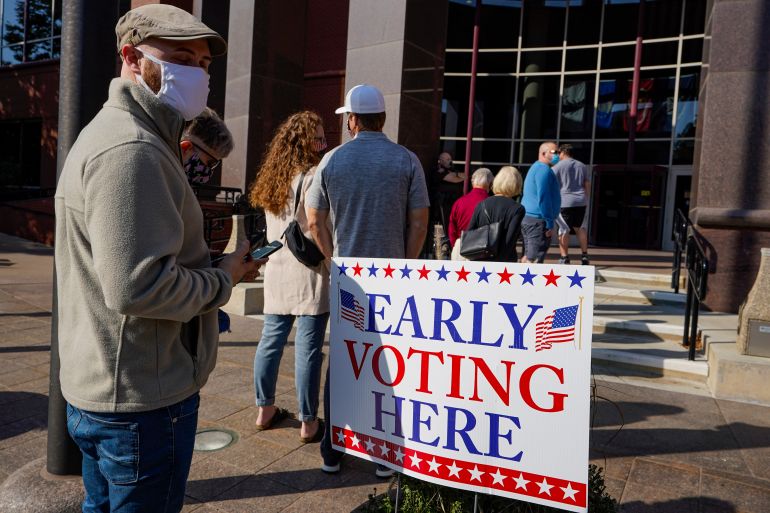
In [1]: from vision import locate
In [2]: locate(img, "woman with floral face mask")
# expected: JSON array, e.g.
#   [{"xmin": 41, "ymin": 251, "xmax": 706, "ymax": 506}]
[
  {"xmin": 248, "ymin": 111, "xmax": 329, "ymax": 443},
  {"xmin": 180, "ymin": 107, "xmax": 233, "ymax": 185}
]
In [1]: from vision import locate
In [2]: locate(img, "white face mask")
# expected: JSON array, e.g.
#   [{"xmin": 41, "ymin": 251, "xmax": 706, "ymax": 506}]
[{"xmin": 136, "ymin": 51, "xmax": 210, "ymax": 121}]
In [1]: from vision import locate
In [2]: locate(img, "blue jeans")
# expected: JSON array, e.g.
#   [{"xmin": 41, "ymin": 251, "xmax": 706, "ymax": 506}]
[
  {"xmin": 253, "ymin": 313, "xmax": 329, "ymax": 421},
  {"xmin": 66, "ymin": 393, "xmax": 199, "ymax": 513}
]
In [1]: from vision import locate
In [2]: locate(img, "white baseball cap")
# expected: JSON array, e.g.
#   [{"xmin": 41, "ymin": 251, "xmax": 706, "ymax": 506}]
[{"xmin": 335, "ymin": 84, "xmax": 386, "ymax": 114}]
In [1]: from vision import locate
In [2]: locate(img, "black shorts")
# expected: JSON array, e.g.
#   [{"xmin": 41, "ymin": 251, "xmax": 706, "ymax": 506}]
[{"xmin": 560, "ymin": 206, "xmax": 586, "ymax": 230}]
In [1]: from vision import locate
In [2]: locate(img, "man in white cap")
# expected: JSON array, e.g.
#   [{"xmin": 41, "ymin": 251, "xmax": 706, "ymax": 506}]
[
  {"xmin": 55, "ymin": 5, "xmax": 260, "ymax": 511},
  {"xmin": 307, "ymin": 83, "xmax": 430, "ymax": 476}
]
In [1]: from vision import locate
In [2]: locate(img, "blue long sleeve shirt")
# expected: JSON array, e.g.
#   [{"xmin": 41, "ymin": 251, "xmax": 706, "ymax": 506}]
[{"xmin": 521, "ymin": 161, "xmax": 562, "ymax": 229}]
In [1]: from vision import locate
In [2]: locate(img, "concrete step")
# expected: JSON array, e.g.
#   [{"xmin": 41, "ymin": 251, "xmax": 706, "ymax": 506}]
[
  {"xmin": 593, "ymin": 314, "xmax": 685, "ymax": 342},
  {"xmin": 596, "ymin": 268, "xmax": 685, "ymax": 290},
  {"xmin": 595, "ymin": 283, "xmax": 687, "ymax": 306}
]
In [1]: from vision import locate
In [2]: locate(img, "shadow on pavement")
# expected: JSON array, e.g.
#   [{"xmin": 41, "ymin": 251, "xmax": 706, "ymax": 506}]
[
  {"xmin": 620, "ymin": 497, "xmax": 735, "ymax": 513},
  {"xmin": 0, "ymin": 391, "xmax": 49, "ymax": 440}
]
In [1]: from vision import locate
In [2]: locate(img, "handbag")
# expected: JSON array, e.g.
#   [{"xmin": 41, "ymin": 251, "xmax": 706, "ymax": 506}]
[
  {"xmin": 282, "ymin": 172, "xmax": 326, "ymax": 267},
  {"xmin": 459, "ymin": 203, "xmax": 500, "ymax": 260}
]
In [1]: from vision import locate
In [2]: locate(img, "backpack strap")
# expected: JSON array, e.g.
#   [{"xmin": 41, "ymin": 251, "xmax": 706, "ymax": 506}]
[{"xmin": 292, "ymin": 172, "xmax": 306, "ymax": 218}]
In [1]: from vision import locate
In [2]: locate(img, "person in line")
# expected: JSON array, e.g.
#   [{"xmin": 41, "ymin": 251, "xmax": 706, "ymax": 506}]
[
  {"xmin": 552, "ymin": 143, "xmax": 591, "ymax": 265},
  {"xmin": 306, "ymin": 83, "xmax": 430, "ymax": 477},
  {"xmin": 55, "ymin": 5, "xmax": 261, "ymax": 511},
  {"xmin": 448, "ymin": 167, "xmax": 493, "ymax": 250},
  {"xmin": 248, "ymin": 111, "xmax": 330, "ymax": 443},
  {"xmin": 431, "ymin": 151, "xmax": 465, "ymax": 236},
  {"xmin": 466, "ymin": 166, "xmax": 525, "ymax": 262},
  {"xmin": 181, "ymin": 107, "xmax": 233, "ymax": 185},
  {"xmin": 520, "ymin": 141, "xmax": 562, "ymax": 263}
]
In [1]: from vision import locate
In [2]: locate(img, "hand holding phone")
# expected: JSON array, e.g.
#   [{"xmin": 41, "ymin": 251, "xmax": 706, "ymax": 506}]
[{"xmin": 250, "ymin": 240, "xmax": 283, "ymax": 260}]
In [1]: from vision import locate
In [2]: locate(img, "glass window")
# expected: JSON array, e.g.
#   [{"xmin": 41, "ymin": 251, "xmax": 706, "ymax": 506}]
[
  {"xmin": 561, "ymin": 76, "xmax": 596, "ymax": 139},
  {"xmin": 447, "ymin": 1, "xmax": 475, "ymax": 48},
  {"xmin": 444, "ymin": 51, "xmax": 471, "ymax": 73},
  {"xmin": 514, "ymin": 141, "xmax": 541, "ymax": 166},
  {"xmin": 566, "ymin": 0, "xmax": 602, "ymax": 46},
  {"xmin": 521, "ymin": 49, "xmax": 562, "ymax": 73},
  {"xmin": 672, "ymin": 138, "xmax": 694, "ymax": 165},
  {"xmin": 565, "ymin": 47, "xmax": 598, "ymax": 71},
  {"xmin": 595, "ymin": 71, "xmax": 632, "ymax": 138},
  {"xmin": 475, "ymin": 76, "xmax": 517, "ymax": 138},
  {"xmin": 675, "ymin": 68, "xmax": 699, "ymax": 139},
  {"xmin": 522, "ymin": 0, "xmax": 566, "ymax": 48},
  {"xmin": 641, "ymin": 41, "xmax": 678, "ymax": 67},
  {"xmin": 593, "ymin": 141, "xmax": 628, "ymax": 165},
  {"xmin": 478, "ymin": 51, "xmax": 517, "ymax": 73},
  {"xmin": 601, "ymin": 44, "xmax": 635, "ymax": 70},
  {"xmin": 479, "ymin": 2, "xmax": 521, "ymax": 48},
  {"xmin": 516, "ymin": 75, "xmax": 560, "ymax": 140},
  {"xmin": 558, "ymin": 140, "xmax": 592, "ymax": 165},
  {"xmin": 681, "ymin": 38, "xmax": 703, "ymax": 64},
  {"xmin": 631, "ymin": 141, "xmax": 670, "ymax": 165},
  {"xmin": 1, "ymin": 0, "xmax": 61, "ymax": 66},
  {"xmin": 682, "ymin": 0, "xmax": 707, "ymax": 35},
  {"xmin": 643, "ymin": 0, "xmax": 683, "ymax": 40},
  {"xmin": 602, "ymin": 1, "xmax": 639, "ymax": 43},
  {"xmin": 441, "ymin": 76, "xmax": 472, "ymax": 138},
  {"xmin": 471, "ymin": 140, "xmax": 513, "ymax": 165},
  {"xmin": 25, "ymin": 0, "xmax": 52, "ymax": 41}
]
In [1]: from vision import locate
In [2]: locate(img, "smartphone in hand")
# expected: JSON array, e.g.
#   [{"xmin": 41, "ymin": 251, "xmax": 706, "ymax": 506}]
[{"xmin": 250, "ymin": 240, "xmax": 283, "ymax": 260}]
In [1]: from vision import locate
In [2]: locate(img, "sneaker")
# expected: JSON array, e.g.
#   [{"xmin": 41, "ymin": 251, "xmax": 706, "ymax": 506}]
[
  {"xmin": 321, "ymin": 462, "xmax": 341, "ymax": 474},
  {"xmin": 581, "ymin": 254, "xmax": 590, "ymax": 266},
  {"xmin": 558, "ymin": 256, "xmax": 570, "ymax": 265},
  {"xmin": 375, "ymin": 464, "xmax": 396, "ymax": 478}
]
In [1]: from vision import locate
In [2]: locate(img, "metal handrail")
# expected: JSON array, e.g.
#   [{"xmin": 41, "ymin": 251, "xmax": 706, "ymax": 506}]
[
  {"xmin": 671, "ymin": 208, "xmax": 691, "ymax": 293},
  {"xmin": 682, "ymin": 232, "xmax": 709, "ymax": 361}
]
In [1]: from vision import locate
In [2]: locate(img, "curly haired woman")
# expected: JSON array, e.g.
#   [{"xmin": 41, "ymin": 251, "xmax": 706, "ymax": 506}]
[{"xmin": 249, "ymin": 111, "xmax": 329, "ymax": 442}]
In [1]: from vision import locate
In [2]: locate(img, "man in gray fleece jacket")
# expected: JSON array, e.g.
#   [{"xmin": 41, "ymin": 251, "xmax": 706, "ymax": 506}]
[{"xmin": 54, "ymin": 5, "xmax": 261, "ymax": 511}]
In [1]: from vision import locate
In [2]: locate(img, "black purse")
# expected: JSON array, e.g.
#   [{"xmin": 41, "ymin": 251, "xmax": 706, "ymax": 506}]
[
  {"xmin": 282, "ymin": 172, "xmax": 326, "ymax": 267},
  {"xmin": 459, "ymin": 203, "xmax": 501, "ymax": 260}
]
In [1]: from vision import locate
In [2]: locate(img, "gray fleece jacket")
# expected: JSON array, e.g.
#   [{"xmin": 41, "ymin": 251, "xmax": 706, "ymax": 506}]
[{"xmin": 55, "ymin": 79, "xmax": 232, "ymax": 412}]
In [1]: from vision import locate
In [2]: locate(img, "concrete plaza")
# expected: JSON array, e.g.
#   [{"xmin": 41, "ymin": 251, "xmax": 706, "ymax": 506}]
[{"xmin": 1, "ymin": 233, "xmax": 769, "ymax": 512}]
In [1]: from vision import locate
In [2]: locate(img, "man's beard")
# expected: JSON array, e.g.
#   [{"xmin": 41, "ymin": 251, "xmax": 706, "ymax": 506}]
[{"xmin": 140, "ymin": 58, "xmax": 162, "ymax": 94}]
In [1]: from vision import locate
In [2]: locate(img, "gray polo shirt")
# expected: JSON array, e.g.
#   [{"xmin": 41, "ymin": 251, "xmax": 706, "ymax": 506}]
[
  {"xmin": 552, "ymin": 157, "xmax": 590, "ymax": 208},
  {"xmin": 305, "ymin": 131, "xmax": 430, "ymax": 258}
]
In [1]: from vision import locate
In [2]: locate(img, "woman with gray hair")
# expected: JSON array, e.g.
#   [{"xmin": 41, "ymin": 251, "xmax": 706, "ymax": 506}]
[
  {"xmin": 447, "ymin": 167, "xmax": 493, "ymax": 249},
  {"xmin": 180, "ymin": 107, "xmax": 234, "ymax": 185},
  {"xmin": 465, "ymin": 166, "xmax": 526, "ymax": 262}
]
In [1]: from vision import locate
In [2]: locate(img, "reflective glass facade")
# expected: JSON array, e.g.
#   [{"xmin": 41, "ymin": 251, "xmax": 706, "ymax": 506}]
[
  {"xmin": 440, "ymin": 0, "xmax": 707, "ymax": 175},
  {"xmin": 1, "ymin": 0, "xmax": 62, "ymax": 66}
]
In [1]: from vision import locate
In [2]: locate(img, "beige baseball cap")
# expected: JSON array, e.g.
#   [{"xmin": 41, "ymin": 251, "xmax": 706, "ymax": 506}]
[{"xmin": 115, "ymin": 4, "xmax": 226, "ymax": 57}]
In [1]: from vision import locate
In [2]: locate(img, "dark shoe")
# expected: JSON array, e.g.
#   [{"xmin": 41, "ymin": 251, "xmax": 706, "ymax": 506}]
[
  {"xmin": 581, "ymin": 254, "xmax": 590, "ymax": 265},
  {"xmin": 300, "ymin": 419, "xmax": 324, "ymax": 444},
  {"xmin": 255, "ymin": 407, "xmax": 290, "ymax": 432},
  {"xmin": 376, "ymin": 464, "xmax": 396, "ymax": 478},
  {"xmin": 558, "ymin": 256, "xmax": 570, "ymax": 265}
]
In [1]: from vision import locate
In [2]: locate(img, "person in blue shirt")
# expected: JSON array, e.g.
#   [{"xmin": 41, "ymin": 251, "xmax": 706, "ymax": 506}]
[{"xmin": 520, "ymin": 141, "xmax": 562, "ymax": 263}]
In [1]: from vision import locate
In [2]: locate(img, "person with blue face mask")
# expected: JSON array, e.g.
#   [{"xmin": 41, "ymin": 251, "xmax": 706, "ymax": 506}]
[
  {"xmin": 520, "ymin": 141, "xmax": 563, "ymax": 263},
  {"xmin": 180, "ymin": 107, "xmax": 234, "ymax": 185},
  {"xmin": 54, "ymin": 6, "xmax": 263, "ymax": 512}
]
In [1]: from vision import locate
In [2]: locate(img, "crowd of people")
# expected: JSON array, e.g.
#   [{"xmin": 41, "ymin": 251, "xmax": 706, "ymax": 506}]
[{"xmin": 53, "ymin": 5, "xmax": 592, "ymax": 511}]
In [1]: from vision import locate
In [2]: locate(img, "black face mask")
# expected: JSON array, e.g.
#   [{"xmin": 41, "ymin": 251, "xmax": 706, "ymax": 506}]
[{"xmin": 184, "ymin": 152, "xmax": 213, "ymax": 184}]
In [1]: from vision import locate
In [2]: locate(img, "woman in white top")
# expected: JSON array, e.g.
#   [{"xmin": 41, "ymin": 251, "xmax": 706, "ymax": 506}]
[{"xmin": 248, "ymin": 111, "xmax": 329, "ymax": 442}]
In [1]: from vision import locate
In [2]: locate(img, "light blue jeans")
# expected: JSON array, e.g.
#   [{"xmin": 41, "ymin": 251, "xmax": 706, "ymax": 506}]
[{"xmin": 254, "ymin": 313, "xmax": 329, "ymax": 422}]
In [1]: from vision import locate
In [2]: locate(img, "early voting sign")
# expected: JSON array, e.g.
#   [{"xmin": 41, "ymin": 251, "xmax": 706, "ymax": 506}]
[{"xmin": 329, "ymin": 259, "xmax": 594, "ymax": 512}]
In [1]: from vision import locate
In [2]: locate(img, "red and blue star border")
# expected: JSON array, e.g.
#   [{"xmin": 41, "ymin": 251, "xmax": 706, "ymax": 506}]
[
  {"xmin": 335, "ymin": 261, "xmax": 587, "ymax": 288},
  {"xmin": 332, "ymin": 425, "xmax": 587, "ymax": 509}
]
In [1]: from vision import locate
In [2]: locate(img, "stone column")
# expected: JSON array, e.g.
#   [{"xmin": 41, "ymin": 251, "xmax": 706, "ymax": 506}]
[
  {"xmin": 343, "ymin": 0, "xmax": 447, "ymax": 171},
  {"xmin": 223, "ymin": 1, "xmax": 308, "ymax": 193},
  {"xmin": 690, "ymin": 0, "xmax": 770, "ymax": 313}
]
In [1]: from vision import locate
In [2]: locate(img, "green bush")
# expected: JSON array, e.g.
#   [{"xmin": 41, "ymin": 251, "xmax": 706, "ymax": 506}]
[{"xmin": 361, "ymin": 464, "xmax": 617, "ymax": 513}]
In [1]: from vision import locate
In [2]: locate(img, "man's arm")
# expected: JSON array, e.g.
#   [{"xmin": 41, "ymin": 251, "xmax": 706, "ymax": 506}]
[
  {"xmin": 406, "ymin": 207, "xmax": 429, "ymax": 259},
  {"xmin": 307, "ymin": 207, "xmax": 333, "ymax": 258}
]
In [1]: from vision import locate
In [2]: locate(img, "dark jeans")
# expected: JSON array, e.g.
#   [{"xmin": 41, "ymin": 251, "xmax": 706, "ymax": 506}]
[{"xmin": 66, "ymin": 393, "xmax": 200, "ymax": 513}]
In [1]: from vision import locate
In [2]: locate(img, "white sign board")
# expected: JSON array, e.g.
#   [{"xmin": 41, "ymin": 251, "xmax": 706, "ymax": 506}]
[{"xmin": 330, "ymin": 259, "xmax": 594, "ymax": 512}]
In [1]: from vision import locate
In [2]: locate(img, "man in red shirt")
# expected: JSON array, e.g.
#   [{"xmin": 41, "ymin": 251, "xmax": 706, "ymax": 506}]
[{"xmin": 448, "ymin": 167, "xmax": 493, "ymax": 248}]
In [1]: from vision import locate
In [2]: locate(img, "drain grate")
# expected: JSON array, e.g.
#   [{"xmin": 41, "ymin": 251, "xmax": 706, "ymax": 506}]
[{"xmin": 194, "ymin": 428, "xmax": 237, "ymax": 452}]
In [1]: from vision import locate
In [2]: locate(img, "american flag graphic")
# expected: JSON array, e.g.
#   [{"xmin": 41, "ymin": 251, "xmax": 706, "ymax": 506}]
[
  {"xmin": 340, "ymin": 289, "xmax": 365, "ymax": 331},
  {"xmin": 535, "ymin": 305, "xmax": 579, "ymax": 351}
]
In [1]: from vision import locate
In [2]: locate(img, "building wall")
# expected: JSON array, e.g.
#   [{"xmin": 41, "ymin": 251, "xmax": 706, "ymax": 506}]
[{"xmin": 0, "ymin": 61, "xmax": 60, "ymax": 190}]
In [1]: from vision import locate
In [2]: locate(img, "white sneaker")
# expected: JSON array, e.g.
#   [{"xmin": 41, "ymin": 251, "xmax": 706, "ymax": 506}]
[{"xmin": 375, "ymin": 464, "xmax": 396, "ymax": 478}]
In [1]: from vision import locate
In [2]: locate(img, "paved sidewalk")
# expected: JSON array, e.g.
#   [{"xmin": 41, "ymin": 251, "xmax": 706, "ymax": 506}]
[{"xmin": 1, "ymin": 234, "xmax": 770, "ymax": 512}]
